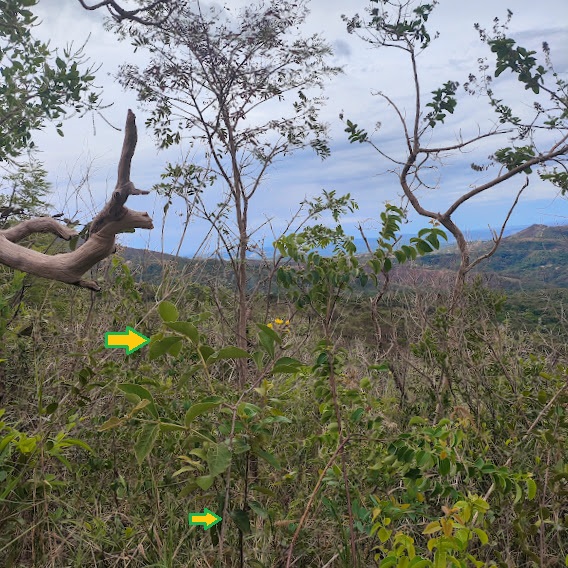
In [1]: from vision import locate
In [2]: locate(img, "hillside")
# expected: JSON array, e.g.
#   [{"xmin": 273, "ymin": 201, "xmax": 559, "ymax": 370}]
[
  {"xmin": 416, "ymin": 223, "xmax": 568, "ymax": 289},
  {"xmin": 118, "ymin": 223, "xmax": 568, "ymax": 291}
]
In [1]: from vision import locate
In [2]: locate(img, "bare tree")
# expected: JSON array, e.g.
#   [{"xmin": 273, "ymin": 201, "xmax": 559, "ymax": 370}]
[{"xmin": 0, "ymin": 110, "xmax": 153, "ymax": 291}]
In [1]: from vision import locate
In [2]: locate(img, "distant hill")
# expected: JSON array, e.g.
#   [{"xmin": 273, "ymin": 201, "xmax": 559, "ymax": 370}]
[
  {"xmin": 118, "ymin": 224, "xmax": 568, "ymax": 291},
  {"xmin": 261, "ymin": 225, "xmax": 528, "ymax": 257},
  {"xmin": 504, "ymin": 223, "xmax": 568, "ymax": 241},
  {"xmin": 416, "ymin": 224, "xmax": 568, "ymax": 289}
]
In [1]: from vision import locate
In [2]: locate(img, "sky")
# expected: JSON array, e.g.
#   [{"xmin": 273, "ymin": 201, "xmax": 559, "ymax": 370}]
[{"xmin": 24, "ymin": 0, "xmax": 568, "ymax": 257}]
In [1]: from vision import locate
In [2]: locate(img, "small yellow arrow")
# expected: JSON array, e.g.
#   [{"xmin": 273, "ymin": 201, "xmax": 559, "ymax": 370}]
[
  {"xmin": 188, "ymin": 508, "xmax": 222, "ymax": 530},
  {"xmin": 104, "ymin": 326, "xmax": 149, "ymax": 355}
]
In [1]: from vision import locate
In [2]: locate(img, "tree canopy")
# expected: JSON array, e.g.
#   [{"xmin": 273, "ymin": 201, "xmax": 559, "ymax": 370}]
[{"xmin": 0, "ymin": 0, "xmax": 99, "ymax": 163}]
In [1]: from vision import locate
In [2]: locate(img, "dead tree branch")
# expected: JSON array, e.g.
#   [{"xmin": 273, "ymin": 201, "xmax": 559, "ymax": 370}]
[{"xmin": 0, "ymin": 110, "xmax": 153, "ymax": 291}]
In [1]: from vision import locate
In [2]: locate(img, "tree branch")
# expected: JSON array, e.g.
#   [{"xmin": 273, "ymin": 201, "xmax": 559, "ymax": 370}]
[
  {"xmin": 465, "ymin": 177, "xmax": 528, "ymax": 274},
  {"xmin": 0, "ymin": 110, "xmax": 153, "ymax": 291},
  {"xmin": 444, "ymin": 140, "xmax": 568, "ymax": 218},
  {"xmin": 77, "ymin": 0, "xmax": 176, "ymax": 26}
]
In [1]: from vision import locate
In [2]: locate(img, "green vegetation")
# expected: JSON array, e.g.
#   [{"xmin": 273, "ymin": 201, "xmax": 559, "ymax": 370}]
[
  {"xmin": 0, "ymin": 0, "xmax": 99, "ymax": 163},
  {"xmin": 1, "ymin": 1, "xmax": 567, "ymax": 567},
  {"xmin": 1, "ymin": 248, "xmax": 567, "ymax": 567},
  {"xmin": 417, "ymin": 224, "xmax": 568, "ymax": 290}
]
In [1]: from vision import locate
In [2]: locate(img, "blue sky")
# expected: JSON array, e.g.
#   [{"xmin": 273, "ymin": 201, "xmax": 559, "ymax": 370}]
[{"xmin": 29, "ymin": 0, "xmax": 568, "ymax": 257}]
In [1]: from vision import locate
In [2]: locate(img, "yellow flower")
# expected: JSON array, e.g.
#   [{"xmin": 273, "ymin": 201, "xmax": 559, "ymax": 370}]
[
  {"xmin": 275, "ymin": 318, "xmax": 284, "ymax": 325},
  {"xmin": 285, "ymin": 320, "xmax": 290, "ymax": 326},
  {"xmin": 267, "ymin": 322, "xmax": 273, "ymax": 329}
]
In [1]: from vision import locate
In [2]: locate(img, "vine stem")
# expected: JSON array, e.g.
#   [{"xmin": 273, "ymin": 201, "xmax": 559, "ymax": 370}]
[{"xmin": 285, "ymin": 435, "xmax": 351, "ymax": 568}]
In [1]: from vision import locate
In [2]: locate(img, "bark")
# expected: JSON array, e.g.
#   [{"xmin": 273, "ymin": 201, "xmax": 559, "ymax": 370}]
[{"xmin": 0, "ymin": 110, "xmax": 153, "ymax": 291}]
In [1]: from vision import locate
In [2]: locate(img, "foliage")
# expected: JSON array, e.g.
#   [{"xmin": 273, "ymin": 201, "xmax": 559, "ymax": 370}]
[
  {"xmin": 118, "ymin": 1, "xmax": 339, "ymax": 158},
  {"xmin": 1, "ymin": 240, "xmax": 567, "ymax": 566},
  {"xmin": 0, "ymin": 2, "xmax": 566, "ymax": 567},
  {"xmin": 0, "ymin": 0, "xmax": 99, "ymax": 162},
  {"xmin": 276, "ymin": 203, "xmax": 446, "ymax": 321},
  {"xmin": 0, "ymin": 157, "xmax": 51, "ymax": 222},
  {"xmin": 113, "ymin": 0, "xmax": 341, "ymax": 384}
]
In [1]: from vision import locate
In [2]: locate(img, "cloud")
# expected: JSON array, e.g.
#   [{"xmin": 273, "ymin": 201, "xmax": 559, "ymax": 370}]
[
  {"xmin": 8, "ymin": 0, "xmax": 567, "ymax": 256},
  {"xmin": 332, "ymin": 39, "xmax": 351, "ymax": 59}
]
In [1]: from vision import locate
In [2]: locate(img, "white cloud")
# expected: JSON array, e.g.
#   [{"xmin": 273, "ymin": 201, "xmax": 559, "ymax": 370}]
[{"xmin": 14, "ymin": 0, "xmax": 568, "ymax": 255}]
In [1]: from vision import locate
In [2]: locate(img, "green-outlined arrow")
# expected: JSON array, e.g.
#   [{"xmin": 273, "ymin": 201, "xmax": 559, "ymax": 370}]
[
  {"xmin": 104, "ymin": 326, "xmax": 149, "ymax": 355},
  {"xmin": 188, "ymin": 508, "xmax": 222, "ymax": 530}
]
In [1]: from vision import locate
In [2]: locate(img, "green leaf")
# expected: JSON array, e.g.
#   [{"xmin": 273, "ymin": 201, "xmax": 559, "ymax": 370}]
[
  {"xmin": 158, "ymin": 300, "xmax": 178, "ymax": 322},
  {"xmin": 208, "ymin": 346, "xmax": 250, "ymax": 363},
  {"xmin": 425, "ymin": 232, "xmax": 440, "ymax": 249},
  {"xmin": 526, "ymin": 478, "xmax": 537, "ymax": 500},
  {"xmin": 378, "ymin": 526, "xmax": 392, "ymax": 542},
  {"xmin": 409, "ymin": 416, "xmax": 428, "ymax": 426},
  {"xmin": 206, "ymin": 443, "xmax": 232, "ymax": 476},
  {"xmin": 195, "ymin": 475, "xmax": 215, "ymax": 490},
  {"xmin": 248, "ymin": 499, "xmax": 269, "ymax": 519},
  {"xmin": 258, "ymin": 331, "xmax": 275, "ymax": 359},
  {"xmin": 44, "ymin": 402, "xmax": 58, "ymax": 415},
  {"xmin": 134, "ymin": 424, "xmax": 160, "ymax": 465},
  {"xmin": 514, "ymin": 482, "xmax": 522, "ymax": 504},
  {"xmin": 272, "ymin": 356, "xmax": 303, "ymax": 374},
  {"xmin": 185, "ymin": 400, "xmax": 223, "ymax": 426},
  {"xmin": 198, "ymin": 344, "xmax": 215, "ymax": 362},
  {"xmin": 402, "ymin": 245, "xmax": 417, "ymax": 260},
  {"xmin": 250, "ymin": 484, "xmax": 276, "ymax": 497},
  {"xmin": 173, "ymin": 465, "xmax": 197, "ymax": 477},
  {"xmin": 118, "ymin": 384, "xmax": 159, "ymax": 418},
  {"xmin": 149, "ymin": 336, "xmax": 182, "ymax": 360},
  {"xmin": 394, "ymin": 249, "xmax": 407, "ymax": 263},
  {"xmin": 252, "ymin": 350, "xmax": 265, "ymax": 370},
  {"xmin": 350, "ymin": 407, "xmax": 365, "ymax": 423},
  {"xmin": 56, "ymin": 437, "xmax": 94, "ymax": 453},
  {"xmin": 164, "ymin": 321, "xmax": 199, "ymax": 344},
  {"xmin": 68, "ymin": 236, "xmax": 78, "ymax": 251},
  {"xmin": 253, "ymin": 447, "xmax": 281, "ymax": 470},
  {"xmin": 167, "ymin": 339, "xmax": 183, "ymax": 356},
  {"xmin": 238, "ymin": 402, "xmax": 262, "ymax": 418},
  {"xmin": 473, "ymin": 527, "xmax": 489, "ymax": 545},
  {"xmin": 230, "ymin": 509, "xmax": 251, "ymax": 534},
  {"xmin": 256, "ymin": 323, "xmax": 282, "ymax": 344},
  {"xmin": 98, "ymin": 416, "xmax": 123, "ymax": 431},
  {"xmin": 415, "ymin": 239, "xmax": 433, "ymax": 255}
]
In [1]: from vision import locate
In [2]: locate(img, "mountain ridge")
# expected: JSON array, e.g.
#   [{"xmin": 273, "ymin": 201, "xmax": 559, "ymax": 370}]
[
  {"xmin": 118, "ymin": 223, "xmax": 568, "ymax": 291},
  {"xmin": 416, "ymin": 223, "xmax": 568, "ymax": 289}
]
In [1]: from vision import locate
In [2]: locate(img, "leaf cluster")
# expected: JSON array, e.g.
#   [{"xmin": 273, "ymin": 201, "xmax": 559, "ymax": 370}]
[{"xmin": 0, "ymin": 0, "xmax": 100, "ymax": 161}]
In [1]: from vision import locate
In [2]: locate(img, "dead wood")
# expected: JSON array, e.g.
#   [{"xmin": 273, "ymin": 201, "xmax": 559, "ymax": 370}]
[{"xmin": 0, "ymin": 109, "xmax": 153, "ymax": 291}]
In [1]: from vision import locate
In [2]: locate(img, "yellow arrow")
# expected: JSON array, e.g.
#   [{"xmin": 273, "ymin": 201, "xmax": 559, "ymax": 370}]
[
  {"xmin": 188, "ymin": 508, "xmax": 222, "ymax": 530},
  {"xmin": 104, "ymin": 326, "xmax": 149, "ymax": 355}
]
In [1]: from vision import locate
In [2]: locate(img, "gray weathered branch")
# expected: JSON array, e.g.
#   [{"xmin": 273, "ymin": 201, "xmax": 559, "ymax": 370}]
[
  {"xmin": 77, "ymin": 0, "xmax": 177, "ymax": 26},
  {"xmin": 0, "ymin": 110, "xmax": 153, "ymax": 291}
]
